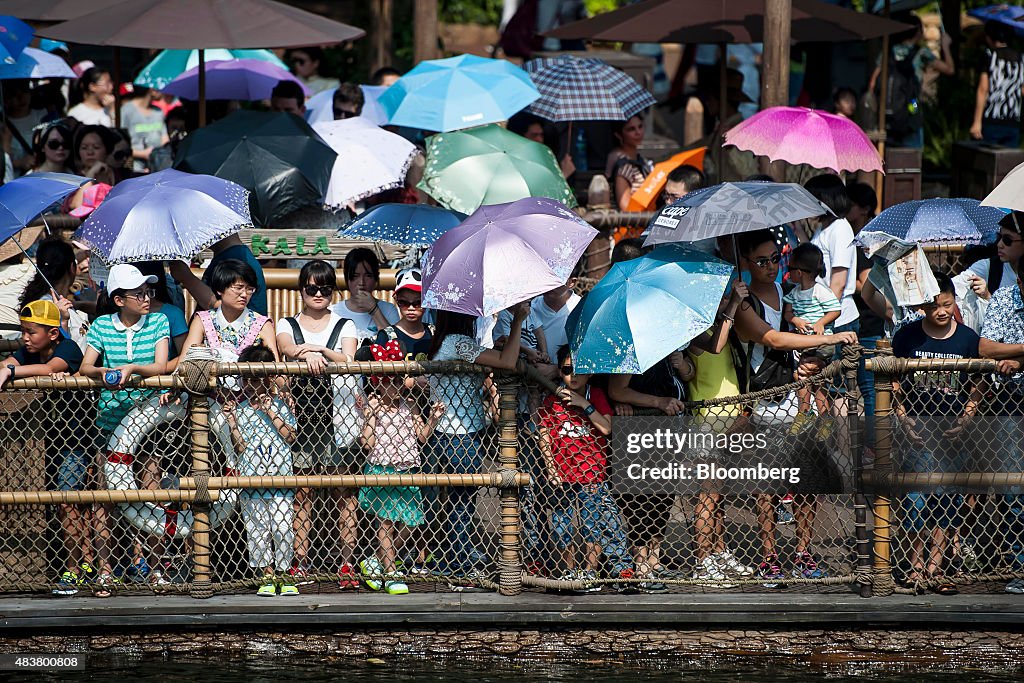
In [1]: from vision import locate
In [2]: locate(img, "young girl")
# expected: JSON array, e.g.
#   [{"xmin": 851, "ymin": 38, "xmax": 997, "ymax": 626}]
[
  {"xmin": 276, "ymin": 259, "xmax": 359, "ymax": 586},
  {"xmin": 357, "ymin": 340, "xmax": 445, "ymax": 596},
  {"xmin": 783, "ymin": 243, "xmax": 842, "ymax": 437},
  {"xmin": 330, "ymin": 248, "xmax": 399, "ymax": 344},
  {"xmin": 223, "ymin": 343, "xmax": 299, "ymax": 597},
  {"xmin": 18, "ymin": 237, "xmax": 91, "ymax": 351},
  {"xmin": 177, "ymin": 259, "xmax": 278, "ymax": 372}
]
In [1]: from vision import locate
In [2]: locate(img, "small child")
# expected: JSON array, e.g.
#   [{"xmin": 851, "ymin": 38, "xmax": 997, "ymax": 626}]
[
  {"xmin": 357, "ymin": 340, "xmax": 444, "ymax": 596},
  {"xmin": 222, "ymin": 343, "xmax": 299, "ymax": 597},
  {"xmin": 0, "ymin": 300, "xmax": 92, "ymax": 596},
  {"xmin": 539, "ymin": 345, "xmax": 633, "ymax": 593},
  {"xmin": 80, "ymin": 264, "xmax": 170, "ymax": 595},
  {"xmin": 783, "ymin": 243, "xmax": 841, "ymax": 437}
]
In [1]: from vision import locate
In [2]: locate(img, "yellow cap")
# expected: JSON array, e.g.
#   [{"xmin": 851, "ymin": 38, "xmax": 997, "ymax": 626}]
[{"xmin": 19, "ymin": 300, "xmax": 61, "ymax": 327}]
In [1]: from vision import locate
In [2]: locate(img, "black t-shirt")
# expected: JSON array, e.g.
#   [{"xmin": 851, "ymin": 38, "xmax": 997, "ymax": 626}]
[
  {"xmin": 13, "ymin": 337, "xmax": 83, "ymax": 372},
  {"xmin": 979, "ymin": 46, "xmax": 1024, "ymax": 124},
  {"xmin": 374, "ymin": 324, "xmax": 433, "ymax": 360},
  {"xmin": 892, "ymin": 319, "xmax": 979, "ymax": 415},
  {"xmin": 13, "ymin": 338, "xmax": 89, "ymax": 452},
  {"xmin": 855, "ymin": 251, "xmax": 886, "ymax": 339},
  {"xmin": 627, "ymin": 357, "xmax": 685, "ymax": 403}
]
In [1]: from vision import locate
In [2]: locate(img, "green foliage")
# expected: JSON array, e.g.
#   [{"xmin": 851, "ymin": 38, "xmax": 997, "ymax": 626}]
[{"xmin": 440, "ymin": 0, "xmax": 503, "ymax": 25}]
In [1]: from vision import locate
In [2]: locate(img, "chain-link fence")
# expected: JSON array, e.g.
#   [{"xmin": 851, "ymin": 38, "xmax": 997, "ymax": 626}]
[{"xmin": 1, "ymin": 344, "xmax": 1021, "ymax": 599}]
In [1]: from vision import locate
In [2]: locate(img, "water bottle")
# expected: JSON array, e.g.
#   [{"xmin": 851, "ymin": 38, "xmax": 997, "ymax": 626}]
[
  {"xmin": 103, "ymin": 369, "xmax": 122, "ymax": 387},
  {"xmin": 572, "ymin": 128, "xmax": 588, "ymax": 172}
]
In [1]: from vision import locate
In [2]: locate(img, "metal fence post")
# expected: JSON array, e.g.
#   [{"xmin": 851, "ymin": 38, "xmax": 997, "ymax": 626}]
[{"xmin": 496, "ymin": 370, "xmax": 523, "ymax": 596}]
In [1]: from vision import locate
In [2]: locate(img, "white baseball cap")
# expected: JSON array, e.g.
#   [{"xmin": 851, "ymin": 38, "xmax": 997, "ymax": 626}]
[{"xmin": 107, "ymin": 263, "xmax": 157, "ymax": 295}]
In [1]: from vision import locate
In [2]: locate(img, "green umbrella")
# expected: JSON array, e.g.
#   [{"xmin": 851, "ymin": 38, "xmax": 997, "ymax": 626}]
[
  {"xmin": 135, "ymin": 48, "xmax": 288, "ymax": 90},
  {"xmin": 418, "ymin": 124, "xmax": 577, "ymax": 215}
]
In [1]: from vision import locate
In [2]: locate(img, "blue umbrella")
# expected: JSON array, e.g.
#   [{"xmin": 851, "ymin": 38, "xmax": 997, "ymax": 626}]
[
  {"xmin": 0, "ymin": 16, "xmax": 31, "ymax": 64},
  {"xmin": 72, "ymin": 169, "xmax": 252, "ymax": 264},
  {"xmin": 338, "ymin": 203, "xmax": 465, "ymax": 247},
  {"xmin": 0, "ymin": 172, "xmax": 90, "ymax": 244},
  {"xmin": 379, "ymin": 54, "xmax": 540, "ymax": 133},
  {"xmin": 566, "ymin": 244, "xmax": 734, "ymax": 374},
  {"xmin": 967, "ymin": 5, "xmax": 1024, "ymax": 37},
  {"xmin": 0, "ymin": 46, "xmax": 76, "ymax": 80},
  {"xmin": 855, "ymin": 198, "xmax": 1003, "ymax": 247}
]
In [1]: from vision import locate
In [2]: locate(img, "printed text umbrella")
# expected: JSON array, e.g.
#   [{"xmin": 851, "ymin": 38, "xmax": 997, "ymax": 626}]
[
  {"xmin": 162, "ymin": 58, "xmax": 308, "ymax": 101},
  {"xmin": 724, "ymin": 106, "xmax": 884, "ymax": 174},
  {"xmin": 627, "ymin": 147, "xmax": 707, "ymax": 212},
  {"xmin": 523, "ymin": 55, "xmax": 656, "ymax": 121},
  {"xmin": 421, "ymin": 197, "xmax": 596, "ymax": 316},
  {"xmin": 173, "ymin": 109, "xmax": 336, "ymax": 227},
  {"xmin": 0, "ymin": 46, "xmax": 76, "ymax": 80},
  {"xmin": 419, "ymin": 124, "xmax": 577, "ymax": 215},
  {"xmin": 72, "ymin": 169, "xmax": 252, "ymax": 264},
  {"xmin": 135, "ymin": 48, "xmax": 287, "ymax": 90},
  {"xmin": 339, "ymin": 204, "xmax": 465, "ymax": 248},
  {"xmin": 643, "ymin": 181, "xmax": 828, "ymax": 246},
  {"xmin": 379, "ymin": 54, "xmax": 539, "ymax": 133},
  {"xmin": 313, "ymin": 117, "xmax": 417, "ymax": 209},
  {"xmin": 982, "ymin": 160, "xmax": 1024, "ymax": 213},
  {"xmin": 855, "ymin": 198, "xmax": 1003, "ymax": 249},
  {"xmin": 566, "ymin": 244, "xmax": 734, "ymax": 374}
]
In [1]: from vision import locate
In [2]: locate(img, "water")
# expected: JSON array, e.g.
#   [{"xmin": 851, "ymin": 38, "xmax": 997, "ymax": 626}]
[{"xmin": 11, "ymin": 653, "xmax": 1023, "ymax": 682}]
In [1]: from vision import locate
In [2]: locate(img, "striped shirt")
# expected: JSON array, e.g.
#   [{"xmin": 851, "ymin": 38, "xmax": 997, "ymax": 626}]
[
  {"xmin": 86, "ymin": 313, "xmax": 170, "ymax": 434},
  {"xmin": 783, "ymin": 282, "xmax": 841, "ymax": 333}
]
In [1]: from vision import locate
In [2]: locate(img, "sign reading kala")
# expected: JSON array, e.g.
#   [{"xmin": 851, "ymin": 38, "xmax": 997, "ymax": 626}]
[
  {"xmin": 199, "ymin": 229, "xmax": 404, "ymax": 262},
  {"xmin": 250, "ymin": 233, "xmax": 332, "ymax": 257}
]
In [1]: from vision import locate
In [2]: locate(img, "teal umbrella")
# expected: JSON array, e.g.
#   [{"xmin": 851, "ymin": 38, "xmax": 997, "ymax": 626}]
[
  {"xmin": 418, "ymin": 124, "xmax": 576, "ymax": 215},
  {"xmin": 566, "ymin": 244, "xmax": 734, "ymax": 374},
  {"xmin": 134, "ymin": 48, "xmax": 287, "ymax": 90}
]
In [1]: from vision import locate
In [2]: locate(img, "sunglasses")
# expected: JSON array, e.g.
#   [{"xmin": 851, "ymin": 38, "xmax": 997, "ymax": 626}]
[
  {"xmin": 751, "ymin": 252, "xmax": 781, "ymax": 269},
  {"xmin": 1000, "ymin": 234, "xmax": 1022, "ymax": 247},
  {"xmin": 333, "ymin": 108, "xmax": 357, "ymax": 119},
  {"xmin": 560, "ymin": 365, "xmax": 573, "ymax": 375},
  {"xmin": 303, "ymin": 285, "xmax": 334, "ymax": 297},
  {"xmin": 395, "ymin": 298, "xmax": 422, "ymax": 309},
  {"xmin": 46, "ymin": 139, "xmax": 69, "ymax": 151}
]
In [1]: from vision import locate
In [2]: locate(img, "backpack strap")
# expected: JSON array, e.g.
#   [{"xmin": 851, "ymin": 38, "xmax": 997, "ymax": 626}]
[
  {"xmin": 987, "ymin": 255, "xmax": 1003, "ymax": 298},
  {"xmin": 196, "ymin": 310, "xmax": 221, "ymax": 350},
  {"xmin": 284, "ymin": 316, "xmax": 306, "ymax": 346},
  {"xmin": 325, "ymin": 317, "xmax": 351, "ymax": 351}
]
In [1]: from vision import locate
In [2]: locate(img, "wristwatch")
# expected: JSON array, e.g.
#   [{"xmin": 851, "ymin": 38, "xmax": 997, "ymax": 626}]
[
  {"xmin": 5, "ymin": 365, "xmax": 14, "ymax": 379},
  {"xmin": 584, "ymin": 404, "xmax": 596, "ymax": 416}
]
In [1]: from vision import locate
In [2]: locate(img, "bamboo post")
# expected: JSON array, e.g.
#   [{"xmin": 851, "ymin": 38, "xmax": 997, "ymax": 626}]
[
  {"xmin": 182, "ymin": 359, "xmax": 216, "ymax": 599},
  {"xmin": 868, "ymin": 348, "xmax": 895, "ymax": 597},
  {"xmin": 496, "ymin": 370, "xmax": 524, "ymax": 596}
]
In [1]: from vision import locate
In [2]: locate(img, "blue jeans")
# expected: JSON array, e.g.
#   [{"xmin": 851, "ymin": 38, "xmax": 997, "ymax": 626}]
[
  {"xmin": 550, "ymin": 482, "xmax": 633, "ymax": 574},
  {"xmin": 888, "ymin": 128, "xmax": 923, "ymax": 149},
  {"xmin": 859, "ymin": 336, "xmax": 880, "ymax": 449},
  {"xmin": 983, "ymin": 121, "xmax": 1021, "ymax": 148},
  {"xmin": 429, "ymin": 432, "xmax": 486, "ymax": 572},
  {"xmin": 518, "ymin": 417, "xmax": 553, "ymax": 568}
]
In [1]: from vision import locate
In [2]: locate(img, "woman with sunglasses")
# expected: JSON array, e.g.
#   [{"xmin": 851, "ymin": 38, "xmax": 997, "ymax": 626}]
[
  {"xmin": 29, "ymin": 122, "xmax": 75, "ymax": 175},
  {"xmin": 286, "ymin": 47, "xmax": 335, "ymax": 97},
  {"xmin": 276, "ymin": 259, "xmax": 360, "ymax": 587},
  {"xmin": 954, "ymin": 212, "xmax": 1024, "ymax": 325}
]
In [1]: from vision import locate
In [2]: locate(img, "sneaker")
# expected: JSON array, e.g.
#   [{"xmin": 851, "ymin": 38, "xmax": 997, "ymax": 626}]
[
  {"xmin": 792, "ymin": 551, "xmax": 827, "ymax": 579},
  {"xmin": 692, "ymin": 557, "xmax": 737, "ymax": 588},
  {"xmin": 385, "ymin": 572, "xmax": 409, "ymax": 595},
  {"xmin": 715, "ymin": 550, "xmax": 755, "ymax": 577},
  {"xmin": 447, "ymin": 569, "xmax": 487, "ymax": 592},
  {"xmin": 776, "ymin": 505, "xmax": 795, "ymax": 525},
  {"xmin": 279, "ymin": 581, "xmax": 300, "ymax": 596},
  {"xmin": 758, "ymin": 554, "xmax": 786, "ymax": 589},
  {"xmin": 780, "ymin": 493, "xmax": 794, "ymax": 505},
  {"xmin": 359, "ymin": 557, "xmax": 384, "ymax": 592},
  {"xmin": 576, "ymin": 569, "xmax": 602, "ymax": 594},
  {"xmin": 288, "ymin": 560, "xmax": 314, "ymax": 587},
  {"xmin": 815, "ymin": 416, "xmax": 836, "ymax": 441},
  {"xmin": 1005, "ymin": 578, "xmax": 1024, "ymax": 594},
  {"xmin": 524, "ymin": 560, "xmax": 548, "ymax": 578},
  {"xmin": 960, "ymin": 541, "xmax": 980, "ymax": 573},
  {"xmin": 77, "ymin": 562, "xmax": 96, "ymax": 585},
  {"xmin": 125, "ymin": 557, "xmax": 150, "ymax": 583},
  {"xmin": 149, "ymin": 570, "xmax": 170, "ymax": 588},
  {"xmin": 256, "ymin": 577, "xmax": 277, "ymax": 597},
  {"xmin": 337, "ymin": 563, "xmax": 360, "ymax": 591},
  {"xmin": 613, "ymin": 568, "xmax": 640, "ymax": 594},
  {"xmin": 638, "ymin": 576, "xmax": 668, "ymax": 593},
  {"xmin": 788, "ymin": 411, "xmax": 815, "ymax": 436},
  {"xmin": 52, "ymin": 571, "xmax": 79, "ymax": 596}
]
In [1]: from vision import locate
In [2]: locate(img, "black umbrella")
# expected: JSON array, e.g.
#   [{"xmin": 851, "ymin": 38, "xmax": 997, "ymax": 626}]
[{"xmin": 173, "ymin": 109, "xmax": 336, "ymax": 227}]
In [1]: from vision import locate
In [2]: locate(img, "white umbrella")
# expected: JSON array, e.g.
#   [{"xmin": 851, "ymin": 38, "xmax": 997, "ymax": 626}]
[
  {"xmin": 0, "ymin": 46, "xmax": 76, "ymax": 80},
  {"xmin": 306, "ymin": 84, "xmax": 389, "ymax": 126},
  {"xmin": 982, "ymin": 161, "xmax": 1024, "ymax": 213},
  {"xmin": 312, "ymin": 117, "xmax": 417, "ymax": 209}
]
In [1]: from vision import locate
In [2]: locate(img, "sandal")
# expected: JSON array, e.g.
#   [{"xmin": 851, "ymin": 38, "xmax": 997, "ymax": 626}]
[
  {"xmin": 933, "ymin": 582, "xmax": 959, "ymax": 596},
  {"xmin": 92, "ymin": 572, "xmax": 116, "ymax": 598}
]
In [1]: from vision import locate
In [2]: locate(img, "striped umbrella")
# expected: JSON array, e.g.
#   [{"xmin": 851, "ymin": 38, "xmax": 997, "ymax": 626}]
[{"xmin": 523, "ymin": 55, "xmax": 656, "ymax": 121}]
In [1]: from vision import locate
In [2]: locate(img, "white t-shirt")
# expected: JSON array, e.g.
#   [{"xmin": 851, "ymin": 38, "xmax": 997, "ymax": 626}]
[
  {"xmin": 529, "ymin": 293, "xmax": 581, "ymax": 353},
  {"xmin": 277, "ymin": 312, "xmax": 362, "ymax": 447},
  {"xmin": 492, "ymin": 308, "xmax": 543, "ymax": 351},
  {"xmin": 67, "ymin": 103, "xmax": 112, "ymax": 127},
  {"xmin": 811, "ymin": 218, "xmax": 859, "ymax": 327},
  {"xmin": 330, "ymin": 299, "xmax": 399, "ymax": 343},
  {"xmin": 428, "ymin": 334, "xmax": 488, "ymax": 434},
  {"xmin": 964, "ymin": 259, "xmax": 1016, "ymax": 294}
]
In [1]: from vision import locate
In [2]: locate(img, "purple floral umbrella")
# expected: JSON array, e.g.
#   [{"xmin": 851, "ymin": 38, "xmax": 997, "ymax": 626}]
[
  {"xmin": 421, "ymin": 197, "xmax": 596, "ymax": 316},
  {"xmin": 161, "ymin": 58, "xmax": 309, "ymax": 101},
  {"xmin": 73, "ymin": 169, "xmax": 252, "ymax": 264}
]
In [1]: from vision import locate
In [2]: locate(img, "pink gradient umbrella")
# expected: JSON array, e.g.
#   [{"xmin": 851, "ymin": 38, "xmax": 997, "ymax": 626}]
[{"xmin": 724, "ymin": 106, "xmax": 884, "ymax": 174}]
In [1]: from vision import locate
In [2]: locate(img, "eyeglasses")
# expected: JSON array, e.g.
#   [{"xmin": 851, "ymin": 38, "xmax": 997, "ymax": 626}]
[
  {"xmin": 227, "ymin": 284, "xmax": 256, "ymax": 295},
  {"xmin": 112, "ymin": 149, "xmax": 130, "ymax": 162},
  {"xmin": 395, "ymin": 298, "xmax": 422, "ymax": 309},
  {"xmin": 333, "ymin": 108, "xmax": 358, "ymax": 119},
  {"xmin": 303, "ymin": 285, "xmax": 334, "ymax": 297},
  {"xmin": 46, "ymin": 139, "xmax": 69, "ymax": 151},
  {"xmin": 751, "ymin": 252, "xmax": 781, "ymax": 269},
  {"xmin": 124, "ymin": 288, "xmax": 155, "ymax": 302},
  {"xmin": 1000, "ymin": 234, "xmax": 1023, "ymax": 246}
]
